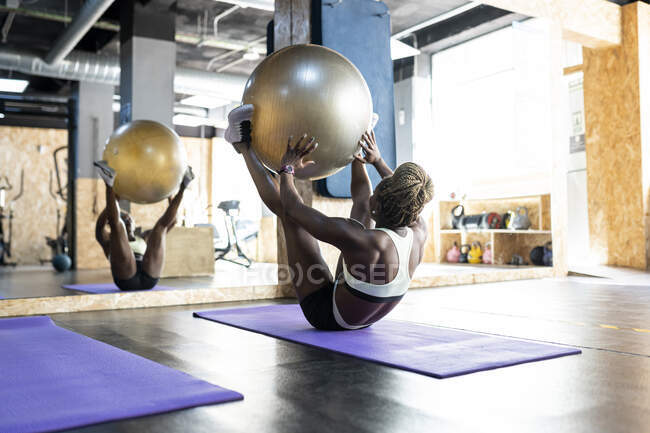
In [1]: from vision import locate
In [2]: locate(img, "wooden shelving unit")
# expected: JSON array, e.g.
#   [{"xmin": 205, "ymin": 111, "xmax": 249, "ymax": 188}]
[{"xmin": 432, "ymin": 194, "xmax": 552, "ymax": 266}]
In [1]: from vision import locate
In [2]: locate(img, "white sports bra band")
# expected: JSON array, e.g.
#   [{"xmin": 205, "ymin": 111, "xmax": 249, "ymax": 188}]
[{"xmin": 341, "ymin": 227, "xmax": 413, "ymax": 299}]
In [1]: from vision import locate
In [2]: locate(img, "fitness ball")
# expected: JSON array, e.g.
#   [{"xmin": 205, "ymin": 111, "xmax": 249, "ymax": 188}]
[
  {"xmin": 52, "ymin": 254, "xmax": 72, "ymax": 272},
  {"xmin": 242, "ymin": 44, "xmax": 373, "ymax": 179},
  {"xmin": 102, "ymin": 120, "xmax": 187, "ymax": 204}
]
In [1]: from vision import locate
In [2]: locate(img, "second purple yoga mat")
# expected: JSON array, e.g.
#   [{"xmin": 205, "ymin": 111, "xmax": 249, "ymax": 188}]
[
  {"xmin": 194, "ymin": 304, "xmax": 581, "ymax": 379},
  {"xmin": 0, "ymin": 316, "xmax": 242, "ymax": 433}
]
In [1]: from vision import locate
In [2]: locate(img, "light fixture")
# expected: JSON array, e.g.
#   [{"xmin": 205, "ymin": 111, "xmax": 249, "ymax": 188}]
[
  {"xmin": 112, "ymin": 102, "xmax": 120, "ymax": 112},
  {"xmin": 390, "ymin": 39, "xmax": 421, "ymax": 60},
  {"xmin": 243, "ymin": 50, "xmax": 260, "ymax": 61},
  {"xmin": 216, "ymin": 0, "xmax": 274, "ymax": 12},
  {"xmin": 173, "ymin": 114, "xmax": 210, "ymax": 127},
  {"xmin": 0, "ymin": 78, "xmax": 29, "ymax": 93},
  {"xmin": 180, "ymin": 95, "xmax": 230, "ymax": 109},
  {"xmin": 0, "ymin": 113, "xmax": 5, "ymax": 119}
]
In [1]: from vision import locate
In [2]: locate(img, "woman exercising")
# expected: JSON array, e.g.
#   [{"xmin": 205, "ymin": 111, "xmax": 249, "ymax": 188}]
[
  {"xmin": 226, "ymin": 105, "xmax": 433, "ymax": 330},
  {"xmin": 93, "ymin": 161, "xmax": 194, "ymax": 291}
]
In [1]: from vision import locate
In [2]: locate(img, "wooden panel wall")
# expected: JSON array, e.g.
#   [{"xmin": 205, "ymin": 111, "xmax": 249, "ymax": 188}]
[
  {"xmin": 583, "ymin": 2, "xmax": 650, "ymax": 269},
  {"xmin": 0, "ymin": 127, "xmax": 68, "ymax": 265}
]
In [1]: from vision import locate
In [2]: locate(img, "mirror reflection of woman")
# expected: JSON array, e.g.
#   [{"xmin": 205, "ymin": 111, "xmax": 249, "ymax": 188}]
[{"xmin": 94, "ymin": 161, "xmax": 194, "ymax": 291}]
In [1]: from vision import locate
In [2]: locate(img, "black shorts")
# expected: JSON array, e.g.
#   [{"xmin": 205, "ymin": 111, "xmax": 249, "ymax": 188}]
[
  {"xmin": 299, "ymin": 281, "xmax": 345, "ymax": 331},
  {"xmin": 113, "ymin": 259, "xmax": 159, "ymax": 291}
]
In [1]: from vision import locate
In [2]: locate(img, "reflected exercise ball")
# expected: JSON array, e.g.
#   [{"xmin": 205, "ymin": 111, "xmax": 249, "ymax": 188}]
[
  {"xmin": 102, "ymin": 120, "xmax": 187, "ymax": 204},
  {"xmin": 242, "ymin": 44, "xmax": 373, "ymax": 179},
  {"xmin": 52, "ymin": 254, "xmax": 71, "ymax": 272}
]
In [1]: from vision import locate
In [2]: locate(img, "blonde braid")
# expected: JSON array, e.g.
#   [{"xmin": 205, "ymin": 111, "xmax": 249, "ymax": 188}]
[{"xmin": 375, "ymin": 162, "xmax": 434, "ymax": 227}]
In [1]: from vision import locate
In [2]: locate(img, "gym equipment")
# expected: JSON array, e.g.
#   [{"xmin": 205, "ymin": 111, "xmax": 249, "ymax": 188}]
[
  {"xmin": 482, "ymin": 242, "xmax": 493, "ymax": 264},
  {"xmin": 510, "ymin": 206, "xmax": 531, "ymax": 230},
  {"xmin": 200, "ymin": 200, "xmax": 257, "ymax": 268},
  {"xmin": 194, "ymin": 305, "xmax": 581, "ymax": 379},
  {"xmin": 530, "ymin": 246, "xmax": 545, "ymax": 266},
  {"xmin": 242, "ymin": 44, "xmax": 373, "ymax": 179},
  {"xmin": 450, "ymin": 204, "xmax": 464, "ymax": 229},
  {"xmin": 446, "ymin": 242, "xmax": 460, "ymax": 263},
  {"xmin": 52, "ymin": 253, "xmax": 72, "ymax": 272},
  {"xmin": 503, "ymin": 211, "xmax": 514, "ymax": 229},
  {"xmin": 63, "ymin": 283, "xmax": 176, "ymax": 294},
  {"xmin": 45, "ymin": 146, "xmax": 70, "ymax": 269},
  {"xmin": 482, "ymin": 212, "xmax": 503, "ymax": 229},
  {"xmin": 0, "ymin": 169, "xmax": 24, "ymax": 266},
  {"xmin": 102, "ymin": 120, "xmax": 187, "ymax": 204},
  {"xmin": 0, "ymin": 316, "xmax": 242, "ymax": 433},
  {"xmin": 459, "ymin": 244, "xmax": 471, "ymax": 263},
  {"xmin": 452, "ymin": 208, "xmax": 503, "ymax": 231},
  {"xmin": 468, "ymin": 242, "xmax": 482, "ymax": 264},
  {"xmin": 508, "ymin": 254, "xmax": 527, "ymax": 266},
  {"xmin": 543, "ymin": 242, "xmax": 553, "ymax": 266}
]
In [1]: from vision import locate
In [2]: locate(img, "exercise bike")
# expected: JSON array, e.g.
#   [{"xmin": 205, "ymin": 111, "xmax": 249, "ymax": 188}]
[
  {"xmin": 0, "ymin": 169, "xmax": 24, "ymax": 267},
  {"xmin": 198, "ymin": 200, "xmax": 258, "ymax": 268}
]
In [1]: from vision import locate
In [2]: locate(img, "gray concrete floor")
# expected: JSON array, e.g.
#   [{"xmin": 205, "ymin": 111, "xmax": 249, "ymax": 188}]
[{"xmin": 41, "ymin": 275, "xmax": 650, "ymax": 433}]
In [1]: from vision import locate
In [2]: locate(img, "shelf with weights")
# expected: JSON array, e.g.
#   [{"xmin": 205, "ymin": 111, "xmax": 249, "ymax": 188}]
[{"xmin": 432, "ymin": 194, "xmax": 552, "ymax": 266}]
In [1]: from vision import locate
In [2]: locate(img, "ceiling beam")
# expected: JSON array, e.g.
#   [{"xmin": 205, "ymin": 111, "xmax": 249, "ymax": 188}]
[{"xmin": 479, "ymin": 0, "xmax": 621, "ymax": 47}]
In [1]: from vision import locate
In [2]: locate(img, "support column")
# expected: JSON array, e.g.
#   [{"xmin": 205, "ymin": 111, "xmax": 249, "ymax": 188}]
[
  {"xmin": 119, "ymin": 1, "xmax": 176, "ymax": 127},
  {"xmin": 274, "ymin": 0, "xmax": 314, "ymax": 290},
  {"xmin": 71, "ymin": 81, "xmax": 114, "ymax": 269},
  {"xmin": 583, "ymin": 2, "xmax": 650, "ymax": 269},
  {"xmin": 547, "ymin": 22, "xmax": 570, "ymax": 277}
]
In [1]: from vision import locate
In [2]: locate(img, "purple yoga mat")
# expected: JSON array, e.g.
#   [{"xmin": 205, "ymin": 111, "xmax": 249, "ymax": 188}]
[
  {"xmin": 0, "ymin": 316, "xmax": 242, "ymax": 433},
  {"xmin": 194, "ymin": 304, "xmax": 581, "ymax": 379},
  {"xmin": 63, "ymin": 283, "xmax": 177, "ymax": 294}
]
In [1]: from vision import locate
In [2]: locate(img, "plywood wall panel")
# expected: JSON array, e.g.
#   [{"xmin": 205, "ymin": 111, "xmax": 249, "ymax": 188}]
[
  {"xmin": 0, "ymin": 127, "xmax": 68, "ymax": 265},
  {"xmin": 583, "ymin": 3, "xmax": 650, "ymax": 269}
]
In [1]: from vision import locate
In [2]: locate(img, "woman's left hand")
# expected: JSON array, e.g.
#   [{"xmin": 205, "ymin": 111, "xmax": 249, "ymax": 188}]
[{"xmin": 280, "ymin": 134, "xmax": 318, "ymax": 171}]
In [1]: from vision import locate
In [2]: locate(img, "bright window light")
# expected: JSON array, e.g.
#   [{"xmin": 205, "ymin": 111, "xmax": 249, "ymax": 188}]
[
  {"xmin": 390, "ymin": 39, "xmax": 421, "ymax": 60},
  {"xmin": 0, "ymin": 78, "xmax": 29, "ymax": 93},
  {"xmin": 180, "ymin": 95, "xmax": 230, "ymax": 109},
  {"xmin": 173, "ymin": 114, "xmax": 209, "ymax": 127}
]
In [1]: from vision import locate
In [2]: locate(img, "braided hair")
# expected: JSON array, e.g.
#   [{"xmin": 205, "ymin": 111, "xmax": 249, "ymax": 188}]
[{"xmin": 374, "ymin": 162, "xmax": 433, "ymax": 228}]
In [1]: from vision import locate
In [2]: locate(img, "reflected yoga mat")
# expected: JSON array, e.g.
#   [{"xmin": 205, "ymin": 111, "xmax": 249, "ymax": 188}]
[
  {"xmin": 0, "ymin": 316, "xmax": 242, "ymax": 433},
  {"xmin": 63, "ymin": 283, "xmax": 177, "ymax": 294},
  {"xmin": 194, "ymin": 305, "xmax": 581, "ymax": 379}
]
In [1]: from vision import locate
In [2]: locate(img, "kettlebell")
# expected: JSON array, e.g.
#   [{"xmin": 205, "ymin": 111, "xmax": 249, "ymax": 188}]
[
  {"xmin": 468, "ymin": 241, "xmax": 482, "ymax": 264},
  {"xmin": 511, "ymin": 206, "xmax": 531, "ymax": 230},
  {"xmin": 543, "ymin": 241, "xmax": 553, "ymax": 266},
  {"xmin": 530, "ymin": 246, "xmax": 545, "ymax": 266},
  {"xmin": 503, "ymin": 211, "xmax": 514, "ymax": 229},
  {"xmin": 508, "ymin": 254, "xmax": 527, "ymax": 266},
  {"xmin": 446, "ymin": 242, "xmax": 460, "ymax": 263},
  {"xmin": 450, "ymin": 205, "xmax": 464, "ymax": 229},
  {"xmin": 459, "ymin": 244, "xmax": 471, "ymax": 263},
  {"xmin": 482, "ymin": 242, "xmax": 493, "ymax": 264}
]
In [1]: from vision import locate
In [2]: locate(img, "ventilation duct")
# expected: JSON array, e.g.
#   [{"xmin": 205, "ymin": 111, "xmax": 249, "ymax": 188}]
[{"xmin": 0, "ymin": 49, "xmax": 247, "ymax": 100}]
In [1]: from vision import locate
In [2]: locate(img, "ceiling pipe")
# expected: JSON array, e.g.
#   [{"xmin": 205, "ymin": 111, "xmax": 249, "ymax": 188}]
[
  {"xmin": 214, "ymin": 0, "xmax": 274, "ymax": 12},
  {"xmin": 44, "ymin": 0, "xmax": 116, "ymax": 65},
  {"xmin": 0, "ymin": 48, "xmax": 248, "ymax": 100}
]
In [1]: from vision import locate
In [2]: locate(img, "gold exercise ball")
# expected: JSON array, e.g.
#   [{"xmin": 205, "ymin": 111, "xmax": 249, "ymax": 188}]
[
  {"xmin": 242, "ymin": 44, "xmax": 373, "ymax": 179},
  {"xmin": 102, "ymin": 120, "xmax": 187, "ymax": 204}
]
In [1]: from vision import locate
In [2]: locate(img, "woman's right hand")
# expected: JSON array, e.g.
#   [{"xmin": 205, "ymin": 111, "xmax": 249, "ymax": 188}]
[{"xmin": 354, "ymin": 129, "xmax": 381, "ymax": 165}]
